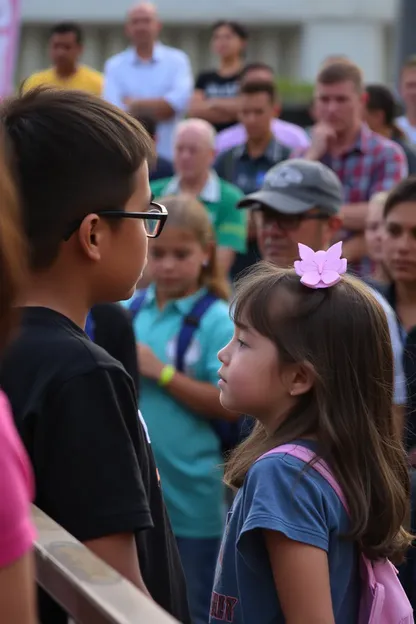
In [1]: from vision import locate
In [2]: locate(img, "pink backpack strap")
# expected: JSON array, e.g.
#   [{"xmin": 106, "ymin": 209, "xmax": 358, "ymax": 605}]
[{"xmin": 259, "ymin": 444, "xmax": 349, "ymax": 514}]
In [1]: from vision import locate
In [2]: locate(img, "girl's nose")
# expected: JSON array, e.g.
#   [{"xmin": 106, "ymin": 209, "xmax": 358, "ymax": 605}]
[{"xmin": 218, "ymin": 339, "xmax": 232, "ymax": 364}]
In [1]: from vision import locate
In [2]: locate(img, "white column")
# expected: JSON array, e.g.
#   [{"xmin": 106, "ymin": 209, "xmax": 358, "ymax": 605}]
[
  {"xmin": 103, "ymin": 28, "xmax": 126, "ymax": 61},
  {"xmin": 255, "ymin": 30, "xmax": 281, "ymax": 73},
  {"xmin": 17, "ymin": 26, "xmax": 46, "ymax": 84},
  {"xmin": 299, "ymin": 20, "xmax": 385, "ymax": 83},
  {"xmin": 179, "ymin": 29, "xmax": 200, "ymax": 75},
  {"xmin": 82, "ymin": 27, "xmax": 102, "ymax": 71}
]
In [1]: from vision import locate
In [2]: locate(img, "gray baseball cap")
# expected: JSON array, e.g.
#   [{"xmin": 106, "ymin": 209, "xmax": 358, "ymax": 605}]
[{"xmin": 237, "ymin": 159, "xmax": 343, "ymax": 216}]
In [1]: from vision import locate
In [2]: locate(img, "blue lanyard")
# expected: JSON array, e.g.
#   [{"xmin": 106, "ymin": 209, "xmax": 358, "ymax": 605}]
[{"xmin": 85, "ymin": 311, "xmax": 95, "ymax": 342}]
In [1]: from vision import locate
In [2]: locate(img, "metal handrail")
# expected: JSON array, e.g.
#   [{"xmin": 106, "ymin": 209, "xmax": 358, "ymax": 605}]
[{"xmin": 32, "ymin": 506, "xmax": 179, "ymax": 624}]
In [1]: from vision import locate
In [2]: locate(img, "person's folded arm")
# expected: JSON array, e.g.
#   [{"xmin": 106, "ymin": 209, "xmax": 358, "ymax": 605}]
[{"xmin": 126, "ymin": 53, "xmax": 193, "ymax": 121}]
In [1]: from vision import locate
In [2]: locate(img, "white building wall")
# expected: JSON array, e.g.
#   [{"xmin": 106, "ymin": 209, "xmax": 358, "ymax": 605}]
[
  {"xmin": 21, "ymin": 0, "xmax": 397, "ymax": 23},
  {"xmin": 17, "ymin": 0, "xmax": 398, "ymax": 85},
  {"xmin": 299, "ymin": 20, "xmax": 386, "ymax": 82}
]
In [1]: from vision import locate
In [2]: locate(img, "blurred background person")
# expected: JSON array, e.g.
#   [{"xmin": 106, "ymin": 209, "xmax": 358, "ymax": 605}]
[
  {"xmin": 215, "ymin": 62, "xmax": 310, "ymax": 153},
  {"xmin": 151, "ymin": 118, "xmax": 247, "ymax": 275},
  {"xmin": 365, "ymin": 83, "xmax": 416, "ymax": 174},
  {"xmin": 364, "ymin": 191, "xmax": 390, "ymax": 284},
  {"xmin": 296, "ymin": 60, "xmax": 407, "ymax": 273},
  {"xmin": 215, "ymin": 82, "xmax": 290, "ymax": 191},
  {"xmin": 130, "ymin": 111, "xmax": 174, "ymax": 180},
  {"xmin": 379, "ymin": 178, "xmax": 416, "ymax": 607},
  {"xmin": 215, "ymin": 81, "xmax": 291, "ymax": 277},
  {"xmin": 22, "ymin": 22, "xmax": 103, "ymax": 95},
  {"xmin": 396, "ymin": 57, "xmax": 416, "ymax": 145},
  {"xmin": 189, "ymin": 21, "xmax": 247, "ymax": 132},
  {"xmin": 130, "ymin": 195, "xmax": 235, "ymax": 624},
  {"xmin": 103, "ymin": 2, "xmax": 193, "ymax": 161}
]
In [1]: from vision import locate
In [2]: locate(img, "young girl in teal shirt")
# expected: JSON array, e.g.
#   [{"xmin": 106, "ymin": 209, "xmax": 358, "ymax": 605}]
[{"xmin": 130, "ymin": 195, "xmax": 236, "ymax": 624}]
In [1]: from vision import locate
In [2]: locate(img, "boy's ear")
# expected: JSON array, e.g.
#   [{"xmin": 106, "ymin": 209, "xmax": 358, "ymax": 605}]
[{"xmin": 78, "ymin": 214, "xmax": 102, "ymax": 261}]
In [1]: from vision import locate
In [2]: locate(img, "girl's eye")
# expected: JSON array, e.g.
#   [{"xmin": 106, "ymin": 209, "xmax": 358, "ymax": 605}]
[
  {"xmin": 175, "ymin": 251, "xmax": 191, "ymax": 260},
  {"xmin": 237, "ymin": 338, "xmax": 247, "ymax": 348}
]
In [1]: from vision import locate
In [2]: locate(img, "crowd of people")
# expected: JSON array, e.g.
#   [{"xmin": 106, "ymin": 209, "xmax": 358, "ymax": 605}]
[{"xmin": 1, "ymin": 1, "xmax": 416, "ymax": 623}]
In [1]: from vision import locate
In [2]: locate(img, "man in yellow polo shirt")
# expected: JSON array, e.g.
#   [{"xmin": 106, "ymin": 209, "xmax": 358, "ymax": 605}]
[{"xmin": 22, "ymin": 22, "xmax": 103, "ymax": 96}]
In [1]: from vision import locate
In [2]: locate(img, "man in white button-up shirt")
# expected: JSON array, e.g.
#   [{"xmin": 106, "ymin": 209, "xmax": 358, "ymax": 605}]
[{"xmin": 103, "ymin": 3, "xmax": 193, "ymax": 161}]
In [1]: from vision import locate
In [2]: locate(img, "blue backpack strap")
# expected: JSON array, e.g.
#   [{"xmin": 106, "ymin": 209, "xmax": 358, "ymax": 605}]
[
  {"xmin": 175, "ymin": 292, "xmax": 218, "ymax": 372},
  {"xmin": 85, "ymin": 310, "xmax": 95, "ymax": 341},
  {"xmin": 129, "ymin": 288, "xmax": 148, "ymax": 321}
]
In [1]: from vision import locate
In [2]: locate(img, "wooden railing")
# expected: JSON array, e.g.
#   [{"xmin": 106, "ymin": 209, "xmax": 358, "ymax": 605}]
[{"xmin": 32, "ymin": 506, "xmax": 179, "ymax": 624}]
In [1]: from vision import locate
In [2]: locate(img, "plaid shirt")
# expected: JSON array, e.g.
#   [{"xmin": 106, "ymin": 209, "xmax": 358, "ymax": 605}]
[
  {"xmin": 293, "ymin": 124, "xmax": 408, "ymax": 275},
  {"xmin": 293, "ymin": 124, "xmax": 407, "ymax": 200}
]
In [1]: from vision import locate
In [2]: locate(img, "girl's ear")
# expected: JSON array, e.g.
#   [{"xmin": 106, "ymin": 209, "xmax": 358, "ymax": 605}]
[
  {"xmin": 202, "ymin": 240, "xmax": 215, "ymax": 268},
  {"xmin": 285, "ymin": 362, "xmax": 315, "ymax": 397}
]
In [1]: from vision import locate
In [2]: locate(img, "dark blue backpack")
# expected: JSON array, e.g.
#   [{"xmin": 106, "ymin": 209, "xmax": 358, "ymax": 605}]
[
  {"xmin": 129, "ymin": 289, "xmax": 246, "ymax": 455},
  {"xmin": 85, "ymin": 311, "xmax": 95, "ymax": 342}
]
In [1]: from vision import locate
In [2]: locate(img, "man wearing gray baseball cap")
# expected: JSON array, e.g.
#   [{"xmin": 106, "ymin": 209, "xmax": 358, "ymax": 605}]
[
  {"xmin": 237, "ymin": 158, "xmax": 343, "ymax": 267},
  {"xmin": 237, "ymin": 157, "xmax": 406, "ymax": 428}
]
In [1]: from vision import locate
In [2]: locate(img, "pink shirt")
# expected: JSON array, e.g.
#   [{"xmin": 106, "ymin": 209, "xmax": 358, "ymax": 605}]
[
  {"xmin": 215, "ymin": 118, "xmax": 311, "ymax": 154},
  {"xmin": 0, "ymin": 390, "xmax": 36, "ymax": 567}
]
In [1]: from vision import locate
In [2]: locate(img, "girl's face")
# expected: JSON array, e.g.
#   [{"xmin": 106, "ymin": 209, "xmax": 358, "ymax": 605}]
[
  {"xmin": 212, "ymin": 25, "xmax": 245, "ymax": 61},
  {"xmin": 218, "ymin": 320, "xmax": 301, "ymax": 431},
  {"xmin": 148, "ymin": 226, "xmax": 210, "ymax": 300}
]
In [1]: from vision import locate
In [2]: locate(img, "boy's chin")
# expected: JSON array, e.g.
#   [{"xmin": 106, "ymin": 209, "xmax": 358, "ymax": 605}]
[{"xmin": 118, "ymin": 283, "xmax": 137, "ymax": 302}]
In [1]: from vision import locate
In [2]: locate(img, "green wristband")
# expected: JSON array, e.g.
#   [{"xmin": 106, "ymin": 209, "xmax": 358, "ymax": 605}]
[{"xmin": 158, "ymin": 365, "xmax": 176, "ymax": 387}]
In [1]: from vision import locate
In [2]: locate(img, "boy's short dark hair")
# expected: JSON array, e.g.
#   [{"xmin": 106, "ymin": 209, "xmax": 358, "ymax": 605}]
[
  {"xmin": 384, "ymin": 176, "xmax": 416, "ymax": 218},
  {"xmin": 401, "ymin": 55, "xmax": 416, "ymax": 75},
  {"xmin": 130, "ymin": 111, "xmax": 156, "ymax": 139},
  {"xmin": 50, "ymin": 22, "xmax": 84, "ymax": 45},
  {"xmin": 240, "ymin": 62, "xmax": 274, "ymax": 82},
  {"xmin": 240, "ymin": 81, "xmax": 276, "ymax": 101},
  {"xmin": 317, "ymin": 60, "xmax": 363, "ymax": 93},
  {"xmin": 365, "ymin": 84, "xmax": 398, "ymax": 127},
  {"xmin": 1, "ymin": 88, "xmax": 154, "ymax": 270}
]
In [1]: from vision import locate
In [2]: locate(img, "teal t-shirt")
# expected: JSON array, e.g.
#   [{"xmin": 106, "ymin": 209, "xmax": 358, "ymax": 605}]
[{"xmin": 131, "ymin": 285, "xmax": 234, "ymax": 539}]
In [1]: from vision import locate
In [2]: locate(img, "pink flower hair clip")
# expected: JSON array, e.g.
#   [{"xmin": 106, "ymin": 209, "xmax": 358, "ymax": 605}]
[{"xmin": 294, "ymin": 242, "xmax": 347, "ymax": 289}]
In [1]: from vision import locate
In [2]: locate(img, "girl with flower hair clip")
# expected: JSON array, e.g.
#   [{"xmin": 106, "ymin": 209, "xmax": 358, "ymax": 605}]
[{"xmin": 211, "ymin": 242, "xmax": 413, "ymax": 624}]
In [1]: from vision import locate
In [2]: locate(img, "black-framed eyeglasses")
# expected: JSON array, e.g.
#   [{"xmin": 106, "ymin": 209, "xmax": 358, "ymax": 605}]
[
  {"xmin": 62, "ymin": 201, "xmax": 168, "ymax": 241},
  {"xmin": 255, "ymin": 210, "xmax": 329, "ymax": 232}
]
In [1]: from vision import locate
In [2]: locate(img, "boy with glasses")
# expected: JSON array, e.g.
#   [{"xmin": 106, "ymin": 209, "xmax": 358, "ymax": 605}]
[{"xmin": 0, "ymin": 88, "xmax": 189, "ymax": 624}]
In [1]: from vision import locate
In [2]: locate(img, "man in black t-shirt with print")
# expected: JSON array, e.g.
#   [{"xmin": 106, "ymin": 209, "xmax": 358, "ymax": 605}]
[{"xmin": 0, "ymin": 88, "xmax": 190, "ymax": 624}]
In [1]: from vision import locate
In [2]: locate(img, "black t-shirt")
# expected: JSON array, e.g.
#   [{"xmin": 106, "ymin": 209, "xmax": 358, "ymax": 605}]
[
  {"xmin": 90, "ymin": 302, "xmax": 140, "ymax": 397},
  {"xmin": 195, "ymin": 69, "xmax": 242, "ymax": 132},
  {"xmin": 0, "ymin": 307, "xmax": 190, "ymax": 624}
]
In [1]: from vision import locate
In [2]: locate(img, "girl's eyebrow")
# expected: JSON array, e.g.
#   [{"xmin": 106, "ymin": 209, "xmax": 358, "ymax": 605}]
[{"xmin": 234, "ymin": 320, "xmax": 253, "ymax": 333}]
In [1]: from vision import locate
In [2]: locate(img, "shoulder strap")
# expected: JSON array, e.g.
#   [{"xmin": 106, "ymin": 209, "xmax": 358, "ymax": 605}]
[
  {"xmin": 259, "ymin": 444, "xmax": 349, "ymax": 513},
  {"xmin": 176, "ymin": 292, "xmax": 218, "ymax": 372},
  {"xmin": 85, "ymin": 310, "xmax": 95, "ymax": 341},
  {"xmin": 129, "ymin": 289, "xmax": 148, "ymax": 321}
]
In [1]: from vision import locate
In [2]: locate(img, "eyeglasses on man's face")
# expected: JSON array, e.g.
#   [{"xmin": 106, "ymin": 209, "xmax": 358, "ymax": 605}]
[
  {"xmin": 62, "ymin": 201, "xmax": 168, "ymax": 242},
  {"xmin": 254, "ymin": 208, "xmax": 329, "ymax": 232}
]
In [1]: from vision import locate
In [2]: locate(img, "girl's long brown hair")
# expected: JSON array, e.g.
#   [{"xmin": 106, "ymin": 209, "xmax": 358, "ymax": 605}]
[
  {"xmin": 225, "ymin": 262, "xmax": 412, "ymax": 563},
  {"xmin": 0, "ymin": 135, "xmax": 26, "ymax": 351},
  {"xmin": 156, "ymin": 194, "xmax": 230, "ymax": 300}
]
